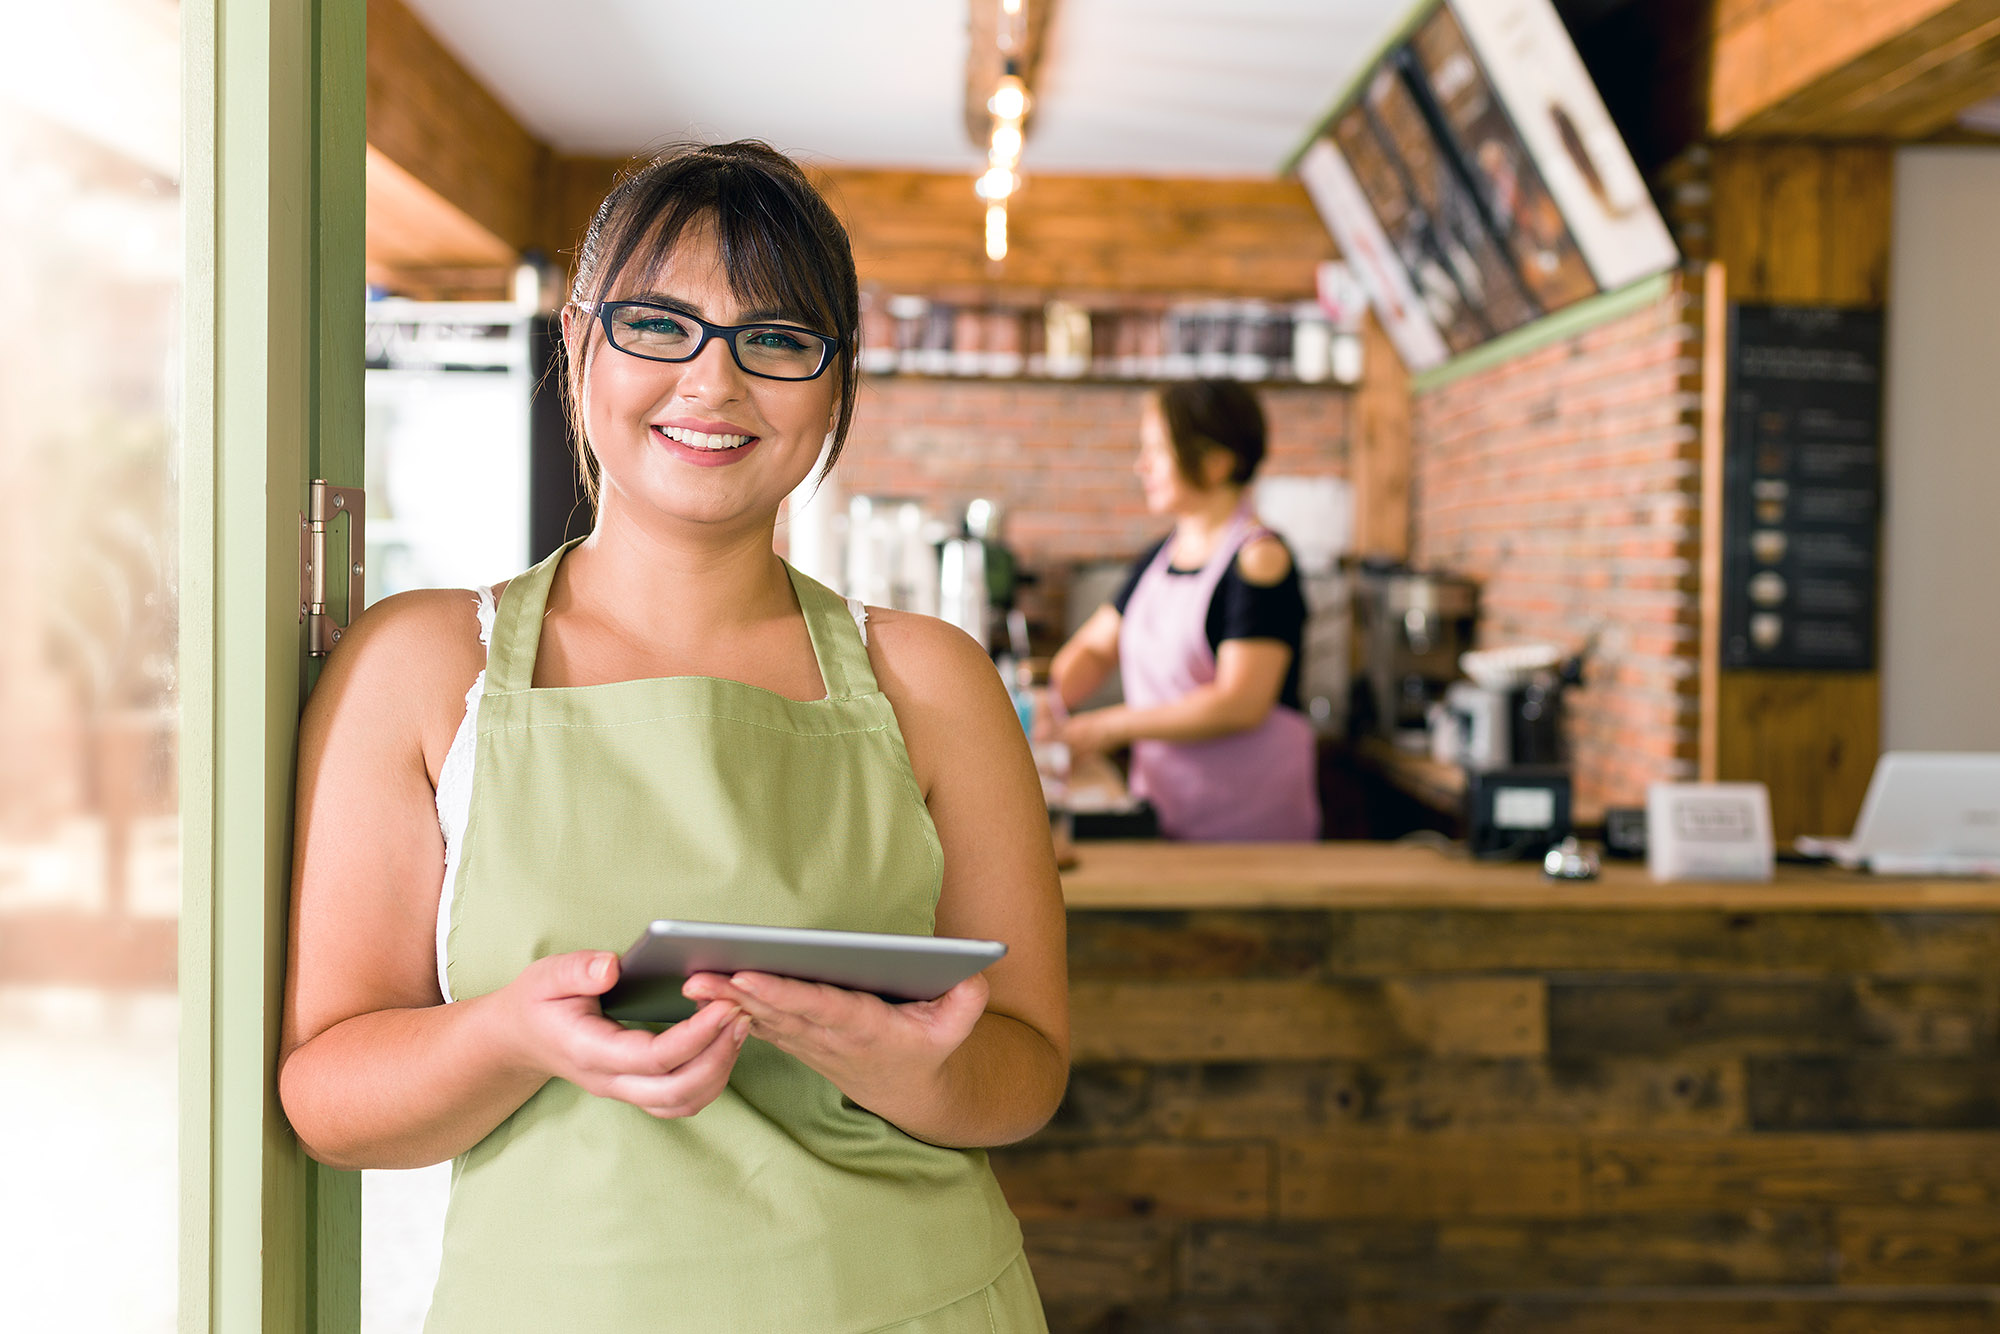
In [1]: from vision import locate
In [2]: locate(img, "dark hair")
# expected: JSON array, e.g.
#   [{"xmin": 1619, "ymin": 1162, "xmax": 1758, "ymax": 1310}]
[
  {"xmin": 563, "ymin": 140, "xmax": 860, "ymax": 501},
  {"xmin": 1155, "ymin": 380, "xmax": 1267, "ymax": 488}
]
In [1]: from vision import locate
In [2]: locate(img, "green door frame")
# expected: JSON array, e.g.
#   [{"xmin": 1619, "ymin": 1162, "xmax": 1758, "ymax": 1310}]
[{"xmin": 179, "ymin": 0, "xmax": 365, "ymax": 1329}]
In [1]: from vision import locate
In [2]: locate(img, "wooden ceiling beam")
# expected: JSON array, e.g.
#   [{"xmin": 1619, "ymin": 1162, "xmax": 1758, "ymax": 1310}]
[
  {"xmin": 1710, "ymin": 0, "xmax": 2000, "ymax": 138},
  {"xmin": 364, "ymin": 0, "xmax": 548, "ymax": 260},
  {"xmin": 964, "ymin": 0, "xmax": 1059, "ymax": 145},
  {"xmin": 821, "ymin": 168, "xmax": 1334, "ymax": 298}
]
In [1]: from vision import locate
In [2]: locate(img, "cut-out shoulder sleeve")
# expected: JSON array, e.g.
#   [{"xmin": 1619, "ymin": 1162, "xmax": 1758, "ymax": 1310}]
[
  {"xmin": 435, "ymin": 586, "xmax": 496, "ymax": 1002},
  {"xmin": 473, "ymin": 584, "xmax": 496, "ymax": 647}
]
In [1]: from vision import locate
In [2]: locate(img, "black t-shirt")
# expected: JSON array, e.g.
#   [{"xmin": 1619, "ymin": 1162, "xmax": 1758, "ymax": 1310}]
[{"xmin": 1110, "ymin": 534, "xmax": 1308, "ymax": 712}]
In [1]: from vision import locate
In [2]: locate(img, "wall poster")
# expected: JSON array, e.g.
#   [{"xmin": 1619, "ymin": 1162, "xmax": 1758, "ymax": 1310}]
[
  {"xmin": 1721, "ymin": 305, "xmax": 1884, "ymax": 672},
  {"xmin": 1293, "ymin": 0, "xmax": 1678, "ymax": 372}
]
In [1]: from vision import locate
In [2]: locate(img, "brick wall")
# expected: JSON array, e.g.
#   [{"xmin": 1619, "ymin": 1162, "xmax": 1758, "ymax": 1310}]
[
  {"xmin": 1411, "ymin": 272, "xmax": 1704, "ymax": 811},
  {"xmin": 835, "ymin": 378, "xmax": 1351, "ymax": 571}
]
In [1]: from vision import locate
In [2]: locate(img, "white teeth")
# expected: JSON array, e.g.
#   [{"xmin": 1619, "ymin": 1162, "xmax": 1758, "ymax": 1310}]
[{"xmin": 658, "ymin": 425, "xmax": 752, "ymax": 451}]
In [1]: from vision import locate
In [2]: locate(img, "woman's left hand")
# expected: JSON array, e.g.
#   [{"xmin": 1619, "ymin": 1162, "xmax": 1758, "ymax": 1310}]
[
  {"xmin": 1060, "ymin": 706, "xmax": 1128, "ymax": 755},
  {"xmin": 679, "ymin": 969, "xmax": 990, "ymax": 1119}
]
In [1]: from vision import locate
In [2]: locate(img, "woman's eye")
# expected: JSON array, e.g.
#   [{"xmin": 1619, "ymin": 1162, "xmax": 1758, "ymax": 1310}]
[
  {"xmin": 627, "ymin": 316, "xmax": 689, "ymax": 338},
  {"xmin": 745, "ymin": 328, "xmax": 809, "ymax": 351}
]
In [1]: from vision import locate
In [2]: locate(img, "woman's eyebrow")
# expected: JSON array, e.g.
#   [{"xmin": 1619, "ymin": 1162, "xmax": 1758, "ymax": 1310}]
[{"xmin": 623, "ymin": 293, "xmax": 808, "ymax": 326}]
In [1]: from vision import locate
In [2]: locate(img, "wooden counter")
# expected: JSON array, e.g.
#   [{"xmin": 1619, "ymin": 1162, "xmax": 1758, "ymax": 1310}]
[
  {"xmin": 1058, "ymin": 839, "xmax": 2000, "ymax": 911},
  {"xmin": 990, "ymin": 842, "xmax": 2000, "ymax": 1333}
]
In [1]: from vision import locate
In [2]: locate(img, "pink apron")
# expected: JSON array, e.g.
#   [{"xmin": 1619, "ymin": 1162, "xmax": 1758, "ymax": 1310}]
[{"xmin": 1118, "ymin": 509, "xmax": 1321, "ymax": 841}]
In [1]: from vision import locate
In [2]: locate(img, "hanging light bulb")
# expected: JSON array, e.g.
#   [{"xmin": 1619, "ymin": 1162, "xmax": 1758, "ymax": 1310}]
[
  {"xmin": 975, "ymin": 165, "xmax": 1018, "ymax": 202},
  {"xmin": 986, "ymin": 204, "xmax": 1008, "ymax": 262},
  {"xmin": 988, "ymin": 73, "xmax": 1029, "ymax": 124},
  {"xmin": 990, "ymin": 123, "xmax": 1023, "ymax": 170}
]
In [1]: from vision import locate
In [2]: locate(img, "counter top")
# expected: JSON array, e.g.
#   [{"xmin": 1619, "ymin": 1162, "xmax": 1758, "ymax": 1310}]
[{"xmin": 1058, "ymin": 839, "xmax": 2000, "ymax": 911}]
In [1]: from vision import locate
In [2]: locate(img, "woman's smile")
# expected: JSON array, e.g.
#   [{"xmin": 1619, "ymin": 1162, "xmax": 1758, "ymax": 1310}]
[{"xmin": 651, "ymin": 418, "xmax": 763, "ymax": 467}]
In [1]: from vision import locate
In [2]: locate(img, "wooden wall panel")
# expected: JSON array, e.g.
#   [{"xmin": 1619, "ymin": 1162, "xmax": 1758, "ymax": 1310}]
[
  {"xmin": 1705, "ymin": 142, "xmax": 1893, "ymax": 842},
  {"xmin": 833, "ymin": 170, "xmax": 1337, "ymax": 297},
  {"xmin": 1277, "ymin": 1134, "xmax": 1585, "ymax": 1219},
  {"xmin": 1068, "ymin": 977, "xmax": 1546, "ymax": 1063},
  {"xmin": 992, "ymin": 1142, "xmax": 1272, "ymax": 1220},
  {"xmin": 532, "ymin": 157, "xmax": 1339, "ymax": 300},
  {"xmin": 1041, "ymin": 1055, "xmax": 1747, "ymax": 1139},
  {"xmin": 1350, "ymin": 314, "xmax": 1412, "ymax": 559}
]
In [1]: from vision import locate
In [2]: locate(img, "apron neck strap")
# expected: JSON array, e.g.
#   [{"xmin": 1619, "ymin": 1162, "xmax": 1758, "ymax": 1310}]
[
  {"xmin": 485, "ymin": 538, "xmax": 577, "ymax": 693},
  {"xmin": 786, "ymin": 564, "xmax": 875, "ymax": 700}
]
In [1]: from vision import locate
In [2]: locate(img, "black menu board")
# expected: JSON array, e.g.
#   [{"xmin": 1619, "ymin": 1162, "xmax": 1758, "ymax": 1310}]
[{"xmin": 1720, "ymin": 305, "xmax": 1883, "ymax": 671}]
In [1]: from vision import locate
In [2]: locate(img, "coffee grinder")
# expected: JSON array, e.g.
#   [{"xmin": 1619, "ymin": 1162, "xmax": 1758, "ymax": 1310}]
[{"xmin": 1350, "ymin": 564, "xmax": 1478, "ymax": 743}]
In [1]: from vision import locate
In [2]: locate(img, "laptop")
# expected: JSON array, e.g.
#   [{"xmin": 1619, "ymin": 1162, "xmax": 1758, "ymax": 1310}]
[{"xmin": 1795, "ymin": 752, "xmax": 2000, "ymax": 874}]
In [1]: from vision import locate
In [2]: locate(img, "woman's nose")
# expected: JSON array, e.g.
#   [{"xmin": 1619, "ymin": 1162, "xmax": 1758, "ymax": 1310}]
[{"xmin": 674, "ymin": 333, "xmax": 749, "ymax": 400}]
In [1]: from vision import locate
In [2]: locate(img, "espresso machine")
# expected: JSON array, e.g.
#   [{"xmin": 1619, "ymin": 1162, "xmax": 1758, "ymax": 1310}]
[{"xmin": 1350, "ymin": 564, "xmax": 1478, "ymax": 743}]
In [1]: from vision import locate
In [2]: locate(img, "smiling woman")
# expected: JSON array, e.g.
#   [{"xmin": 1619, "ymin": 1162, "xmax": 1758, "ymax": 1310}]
[{"xmin": 279, "ymin": 140, "xmax": 1067, "ymax": 1333}]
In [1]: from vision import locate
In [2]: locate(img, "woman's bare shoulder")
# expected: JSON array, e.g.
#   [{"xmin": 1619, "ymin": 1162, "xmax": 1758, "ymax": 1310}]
[
  {"xmin": 1235, "ymin": 534, "xmax": 1293, "ymax": 586},
  {"xmin": 306, "ymin": 586, "xmax": 498, "ymax": 772},
  {"xmin": 858, "ymin": 607, "xmax": 1000, "ymax": 706},
  {"xmin": 855, "ymin": 608, "xmax": 1016, "ymax": 788}
]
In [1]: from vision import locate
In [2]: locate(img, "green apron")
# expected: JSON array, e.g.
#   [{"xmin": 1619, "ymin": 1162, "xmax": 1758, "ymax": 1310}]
[{"xmin": 428, "ymin": 541, "xmax": 1045, "ymax": 1333}]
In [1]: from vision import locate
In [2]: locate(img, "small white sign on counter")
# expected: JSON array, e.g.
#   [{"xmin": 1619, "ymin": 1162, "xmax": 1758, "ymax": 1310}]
[{"xmin": 1647, "ymin": 782, "xmax": 1775, "ymax": 882}]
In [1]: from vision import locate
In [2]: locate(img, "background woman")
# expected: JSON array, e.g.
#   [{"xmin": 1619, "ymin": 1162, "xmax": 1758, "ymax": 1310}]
[
  {"xmin": 278, "ymin": 142, "xmax": 1067, "ymax": 1332},
  {"xmin": 1050, "ymin": 381, "xmax": 1320, "ymax": 841}
]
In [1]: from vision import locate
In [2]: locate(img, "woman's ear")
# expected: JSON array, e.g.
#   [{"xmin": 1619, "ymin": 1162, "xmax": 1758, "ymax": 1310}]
[{"xmin": 1202, "ymin": 446, "xmax": 1236, "ymax": 490}]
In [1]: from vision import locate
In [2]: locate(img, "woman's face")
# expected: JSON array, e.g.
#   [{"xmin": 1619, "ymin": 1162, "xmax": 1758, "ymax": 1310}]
[
  {"xmin": 567, "ymin": 222, "xmax": 841, "ymax": 536},
  {"xmin": 1135, "ymin": 401, "xmax": 1203, "ymax": 515}
]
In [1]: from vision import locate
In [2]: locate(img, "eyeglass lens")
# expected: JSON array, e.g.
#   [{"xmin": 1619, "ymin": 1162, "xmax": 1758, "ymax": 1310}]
[{"xmin": 603, "ymin": 304, "xmax": 830, "ymax": 379}]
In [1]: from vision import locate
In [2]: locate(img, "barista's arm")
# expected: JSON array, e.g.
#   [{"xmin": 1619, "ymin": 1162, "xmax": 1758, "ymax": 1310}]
[{"xmin": 1049, "ymin": 604, "xmax": 1121, "ymax": 710}]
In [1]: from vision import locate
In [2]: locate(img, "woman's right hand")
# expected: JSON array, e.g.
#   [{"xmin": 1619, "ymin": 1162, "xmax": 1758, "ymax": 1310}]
[{"xmin": 494, "ymin": 950, "xmax": 751, "ymax": 1120}]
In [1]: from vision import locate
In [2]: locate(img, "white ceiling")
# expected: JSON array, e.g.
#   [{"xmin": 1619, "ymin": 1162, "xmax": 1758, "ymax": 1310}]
[{"xmin": 400, "ymin": 0, "xmax": 1400, "ymax": 176}]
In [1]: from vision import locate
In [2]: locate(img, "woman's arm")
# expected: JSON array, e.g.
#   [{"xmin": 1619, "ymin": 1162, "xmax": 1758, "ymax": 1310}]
[
  {"xmin": 278, "ymin": 593, "xmax": 748, "ymax": 1169},
  {"xmin": 1049, "ymin": 603, "xmax": 1121, "ymax": 711},
  {"xmin": 1061, "ymin": 638, "xmax": 1292, "ymax": 752},
  {"xmin": 687, "ymin": 611, "xmax": 1070, "ymax": 1148}
]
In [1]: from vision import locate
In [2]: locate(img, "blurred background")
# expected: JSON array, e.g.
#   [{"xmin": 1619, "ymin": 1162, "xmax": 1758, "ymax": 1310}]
[{"xmin": 0, "ymin": 1, "xmax": 182, "ymax": 1330}]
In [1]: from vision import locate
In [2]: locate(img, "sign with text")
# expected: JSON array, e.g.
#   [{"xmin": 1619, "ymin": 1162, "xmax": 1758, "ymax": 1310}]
[{"xmin": 1721, "ymin": 304, "xmax": 1884, "ymax": 671}]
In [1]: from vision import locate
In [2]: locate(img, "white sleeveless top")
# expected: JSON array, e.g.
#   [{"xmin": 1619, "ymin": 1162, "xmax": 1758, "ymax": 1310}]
[{"xmin": 432, "ymin": 585, "xmax": 872, "ymax": 1001}]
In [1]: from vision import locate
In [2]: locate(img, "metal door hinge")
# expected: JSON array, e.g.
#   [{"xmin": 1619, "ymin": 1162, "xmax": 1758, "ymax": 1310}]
[{"xmin": 301, "ymin": 479, "xmax": 366, "ymax": 657}]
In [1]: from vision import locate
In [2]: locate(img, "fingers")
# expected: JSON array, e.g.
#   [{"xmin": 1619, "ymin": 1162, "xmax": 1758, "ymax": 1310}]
[
  {"xmin": 526, "ymin": 949, "xmax": 621, "ymax": 1000},
  {"xmin": 606, "ymin": 1011, "xmax": 753, "ymax": 1119},
  {"xmin": 568, "ymin": 993, "xmax": 741, "ymax": 1078},
  {"xmin": 926, "ymin": 973, "xmax": 991, "ymax": 1032}
]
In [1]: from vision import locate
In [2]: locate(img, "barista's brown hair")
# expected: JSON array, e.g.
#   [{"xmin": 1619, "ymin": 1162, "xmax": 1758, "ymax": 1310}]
[
  {"xmin": 562, "ymin": 141, "xmax": 860, "ymax": 501},
  {"xmin": 1155, "ymin": 379, "xmax": 1267, "ymax": 488}
]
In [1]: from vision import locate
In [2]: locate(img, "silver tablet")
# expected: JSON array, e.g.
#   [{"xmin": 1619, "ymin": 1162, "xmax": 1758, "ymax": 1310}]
[{"xmin": 599, "ymin": 919, "xmax": 1007, "ymax": 1023}]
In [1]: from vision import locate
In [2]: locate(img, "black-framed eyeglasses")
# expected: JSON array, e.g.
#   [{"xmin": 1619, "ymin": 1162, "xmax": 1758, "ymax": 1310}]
[{"xmin": 584, "ymin": 300, "xmax": 841, "ymax": 381}]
